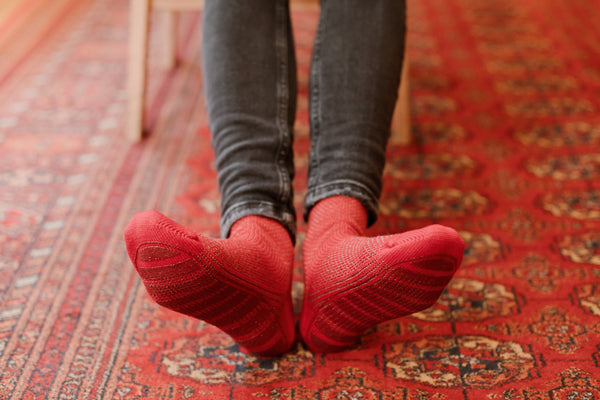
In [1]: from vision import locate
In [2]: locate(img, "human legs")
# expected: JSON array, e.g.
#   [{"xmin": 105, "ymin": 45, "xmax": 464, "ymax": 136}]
[
  {"xmin": 124, "ymin": 0, "xmax": 465, "ymax": 356},
  {"xmin": 300, "ymin": 0, "xmax": 465, "ymax": 352},
  {"xmin": 124, "ymin": 0, "xmax": 297, "ymax": 356},
  {"xmin": 203, "ymin": 0, "xmax": 297, "ymax": 239},
  {"xmin": 304, "ymin": 0, "xmax": 405, "ymax": 220}
]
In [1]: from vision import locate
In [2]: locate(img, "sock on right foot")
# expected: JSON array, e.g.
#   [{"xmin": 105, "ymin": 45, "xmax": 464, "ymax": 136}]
[{"xmin": 124, "ymin": 210, "xmax": 295, "ymax": 356}]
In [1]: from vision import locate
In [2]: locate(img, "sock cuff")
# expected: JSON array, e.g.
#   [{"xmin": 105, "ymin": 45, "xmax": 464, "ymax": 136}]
[{"xmin": 309, "ymin": 196, "xmax": 368, "ymax": 227}]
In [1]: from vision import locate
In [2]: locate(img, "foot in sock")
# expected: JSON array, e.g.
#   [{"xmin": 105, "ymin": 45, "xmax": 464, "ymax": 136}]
[
  {"xmin": 300, "ymin": 196, "xmax": 464, "ymax": 353},
  {"xmin": 124, "ymin": 210, "xmax": 295, "ymax": 356}
]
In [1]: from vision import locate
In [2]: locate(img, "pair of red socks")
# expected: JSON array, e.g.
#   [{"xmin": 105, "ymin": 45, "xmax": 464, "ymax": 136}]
[{"xmin": 124, "ymin": 196, "xmax": 464, "ymax": 356}]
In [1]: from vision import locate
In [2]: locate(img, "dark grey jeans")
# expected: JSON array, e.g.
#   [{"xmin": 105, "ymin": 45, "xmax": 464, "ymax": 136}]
[{"xmin": 202, "ymin": 0, "xmax": 406, "ymax": 242}]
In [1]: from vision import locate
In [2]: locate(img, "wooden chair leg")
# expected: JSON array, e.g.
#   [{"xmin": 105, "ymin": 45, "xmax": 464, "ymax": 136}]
[
  {"xmin": 127, "ymin": 0, "xmax": 150, "ymax": 141},
  {"xmin": 160, "ymin": 11, "xmax": 178, "ymax": 69},
  {"xmin": 391, "ymin": 57, "xmax": 411, "ymax": 145}
]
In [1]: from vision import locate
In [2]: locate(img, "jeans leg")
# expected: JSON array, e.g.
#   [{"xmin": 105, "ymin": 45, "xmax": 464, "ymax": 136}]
[
  {"xmin": 305, "ymin": 0, "xmax": 406, "ymax": 226},
  {"xmin": 202, "ymin": 0, "xmax": 297, "ymax": 241}
]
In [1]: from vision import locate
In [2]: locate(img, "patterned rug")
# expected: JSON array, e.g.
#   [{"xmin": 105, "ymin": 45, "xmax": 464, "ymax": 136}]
[{"xmin": 1, "ymin": 0, "xmax": 600, "ymax": 398}]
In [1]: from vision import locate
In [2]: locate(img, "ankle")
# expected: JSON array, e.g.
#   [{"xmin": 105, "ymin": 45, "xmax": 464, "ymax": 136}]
[
  {"xmin": 307, "ymin": 196, "xmax": 368, "ymax": 239},
  {"xmin": 231, "ymin": 215, "xmax": 293, "ymax": 244}
]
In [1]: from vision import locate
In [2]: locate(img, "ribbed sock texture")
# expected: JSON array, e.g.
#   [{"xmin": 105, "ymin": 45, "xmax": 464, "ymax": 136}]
[
  {"xmin": 300, "ymin": 196, "xmax": 464, "ymax": 353},
  {"xmin": 124, "ymin": 210, "xmax": 295, "ymax": 356}
]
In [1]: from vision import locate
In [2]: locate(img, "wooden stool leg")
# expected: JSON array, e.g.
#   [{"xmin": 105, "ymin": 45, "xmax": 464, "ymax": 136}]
[
  {"xmin": 127, "ymin": 0, "xmax": 151, "ymax": 141},
  {"xmin": 390, "ymin": 57, "xmax": 411, "ymax": 145},
  {"xmin": 160, "ymin": 11, "xmax": 178, "ymax": 69}
]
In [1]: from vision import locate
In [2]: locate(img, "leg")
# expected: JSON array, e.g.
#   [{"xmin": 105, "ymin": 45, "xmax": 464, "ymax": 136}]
[
  {"xmin": 124, "ymin": 0, "xmax": 298, "ymax": 356},
  {"xmin": 304, "ymin": 0, "xmax": 405, "ymax": 220},
  {"xmin": 301, "ymin": 0, "xmax": 464, "ymax": 352},
  {"xmin": 390, "ymin": 58, "xmax": 411, "ymax": 145},
  {"xmin": 203, "ymin": 0, "xmax": 297, "ymax": 240},
  {"xmin": 159, "ymin": 11, "xmax": 178, "ymax": 69},
  {"xmin": 126, "ymin": 0, "xmax": 150, "ymax": 141}
]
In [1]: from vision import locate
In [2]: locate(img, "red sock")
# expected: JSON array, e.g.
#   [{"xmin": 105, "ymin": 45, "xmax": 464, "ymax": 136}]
[
  {"xmin": 124, "ymin": 210, "xmax": 295, "ymax": 356},
  {"xmin": 300, "ymin": 196, "xmax": 464, "ymax": 353}
]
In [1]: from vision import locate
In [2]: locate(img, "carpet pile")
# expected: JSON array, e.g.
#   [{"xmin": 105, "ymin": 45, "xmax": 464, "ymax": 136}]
[{"xmin": 0, "ymin": 0, "xmax": 599, "ymax": 398}]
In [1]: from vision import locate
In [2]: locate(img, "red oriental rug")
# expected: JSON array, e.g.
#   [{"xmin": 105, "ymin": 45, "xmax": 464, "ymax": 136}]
[{"xmin": 1, "ymin": 0, "xmax": 600, "ymax": 398}]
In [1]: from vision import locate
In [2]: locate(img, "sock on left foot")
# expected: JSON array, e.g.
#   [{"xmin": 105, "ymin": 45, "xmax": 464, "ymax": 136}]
[{"xmin": 300, "ymin": 196, "xmax": 464, "ymax": 353}]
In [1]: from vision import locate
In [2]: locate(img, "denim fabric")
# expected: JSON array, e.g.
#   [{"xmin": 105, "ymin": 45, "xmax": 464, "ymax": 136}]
[
  {"xmin": 305, "ymin": 0, "xmax": 406, "ymax": 225},
  {"xmin": 202, "ymin": 0, "xmax": 297, "ymax": 239},
  {"xmin": 202, "ymin": 0, "xmax": 405, "ymax": 242}
]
